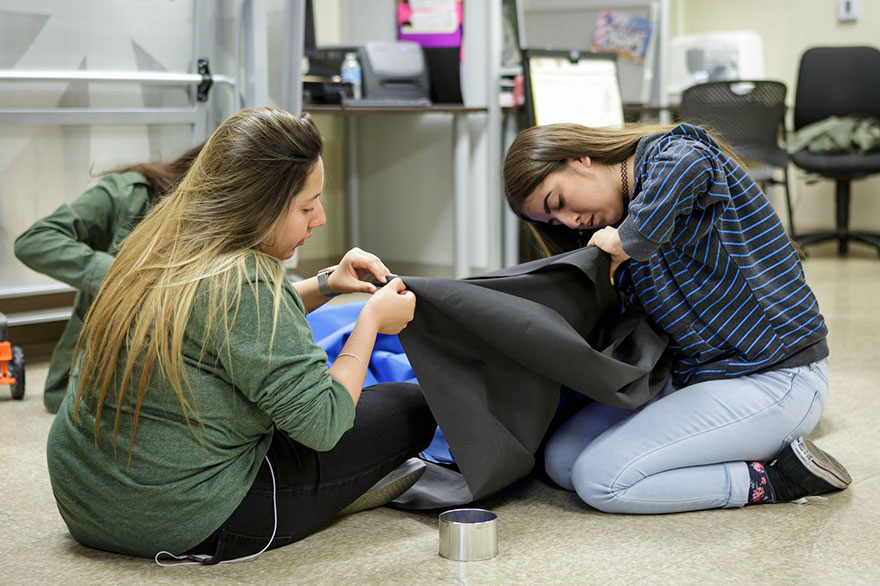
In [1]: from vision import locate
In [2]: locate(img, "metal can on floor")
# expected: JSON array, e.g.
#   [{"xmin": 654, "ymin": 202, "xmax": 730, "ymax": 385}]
[{"xmin": 438, "ymin": 508, "xmax": 498, "ymax": 561}]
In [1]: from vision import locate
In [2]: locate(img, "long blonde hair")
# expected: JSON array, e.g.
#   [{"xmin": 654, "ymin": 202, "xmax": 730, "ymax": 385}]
[
  {"xmin": 503, "ymin": 123, "xmax": 742, "ymax": 256},
  {"xmin": 73, "ymin": 108, "xmax": 324, "ymax": 458}
]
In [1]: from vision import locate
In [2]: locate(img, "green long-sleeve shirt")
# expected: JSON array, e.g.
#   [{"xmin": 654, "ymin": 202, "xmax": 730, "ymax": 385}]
[
  {"xmin": 46, "ymin": 261, "xmax": 356, "ymax": 557},
  {"xmin": 14, "ymin": 171, "xmax": 155, "ymax": 413}
]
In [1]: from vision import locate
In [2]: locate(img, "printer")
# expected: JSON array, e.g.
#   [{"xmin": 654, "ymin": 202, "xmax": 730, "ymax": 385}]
[{"xmin": 306, "ymin": 41, "xmax": 431, "ymax": 104}]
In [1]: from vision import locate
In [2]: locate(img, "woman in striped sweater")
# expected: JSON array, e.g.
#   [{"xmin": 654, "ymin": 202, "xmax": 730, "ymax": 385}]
[{"xmin": 503, "ymin": 122, "xmax": 851, "ymax": 514}]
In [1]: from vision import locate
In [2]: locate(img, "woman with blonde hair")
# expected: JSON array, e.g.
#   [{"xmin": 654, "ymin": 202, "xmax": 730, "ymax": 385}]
[
  {"xmin": 503, "ymin": 121, "xmax": 850, "ymax": 515},
  {"xmin": 46, "ymin": 107, "xmax": 435, "ymax": 562}
]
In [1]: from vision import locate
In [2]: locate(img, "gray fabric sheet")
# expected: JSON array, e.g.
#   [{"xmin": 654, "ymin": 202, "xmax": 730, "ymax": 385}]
[{"xmin": 393, "ymin": 247, "xmax": 671, "ymax": 509}]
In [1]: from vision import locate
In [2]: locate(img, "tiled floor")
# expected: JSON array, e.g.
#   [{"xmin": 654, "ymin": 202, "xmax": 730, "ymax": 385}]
[{"xmin": 3, "ymin": 245, "xmax": 879, "ymax": 585}]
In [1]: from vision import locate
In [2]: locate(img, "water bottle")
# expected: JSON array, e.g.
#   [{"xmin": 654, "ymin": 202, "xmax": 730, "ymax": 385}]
[{"xmin": 340, "ymin": 51, "xmax": 362, "ymax": 100}]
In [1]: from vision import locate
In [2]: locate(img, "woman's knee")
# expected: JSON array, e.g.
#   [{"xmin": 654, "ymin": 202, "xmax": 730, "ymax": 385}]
[
  {"xmin": 570, "ymin": 446, "xmax": 631, "ymax": 513},
  {"xmin": 543, "ymin": 433, "xmax": 576, "ymax": 491},
  {"xmin": 542, "ymin": 403, "xmax": 633, "ymax": 492},
  {"xmin": 781, "ymin": 360, "xmax": 829, "ymax": 444},
  {"xmin": 361, "ymin": 383, "xmax": 435, "ymax": 448},
  {"xmin": 363, "ymin": 382, "xmax": 428, "ymax": 415}
]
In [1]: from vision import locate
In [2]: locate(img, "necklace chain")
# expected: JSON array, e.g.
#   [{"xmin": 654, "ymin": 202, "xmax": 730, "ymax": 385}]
[{"xmin": 580, "ymin": 159, "xmax": 629, "ymax": 248}]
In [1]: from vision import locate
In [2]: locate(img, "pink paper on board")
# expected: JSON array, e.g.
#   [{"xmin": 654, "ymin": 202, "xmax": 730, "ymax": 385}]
[{"xmin": 397, "ymin": 0, "xmax": 462, "ymax": 48}]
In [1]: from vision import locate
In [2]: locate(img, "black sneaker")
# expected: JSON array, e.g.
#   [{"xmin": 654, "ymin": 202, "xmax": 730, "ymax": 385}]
[
  {"xmin": 766, "ymin": 437, "xmax": 852, "ymax": 502},
  {"xmin": 337, "ymin": 458, "xmax": 426, "ymax": 516}
]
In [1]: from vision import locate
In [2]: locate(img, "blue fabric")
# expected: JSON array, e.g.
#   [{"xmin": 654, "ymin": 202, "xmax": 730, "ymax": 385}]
[
  {"xmin": 307, "ymin": 301, "xmax": 416, "ymax": 386},
  {"xmin": 306, "ymin": 301, "xmax": 453, "ymax": 463}
]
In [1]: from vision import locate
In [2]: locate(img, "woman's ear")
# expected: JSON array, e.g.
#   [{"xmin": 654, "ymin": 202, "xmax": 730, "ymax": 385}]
[{"xmin": 568, "ymin": 156, "xmax": 592, "ymax": 172}]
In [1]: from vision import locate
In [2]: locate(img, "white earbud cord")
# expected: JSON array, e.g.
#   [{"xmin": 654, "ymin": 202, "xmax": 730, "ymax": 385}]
[{"xmin": 154, "ymin": 455, "xmax": 278, "ymax": 567}]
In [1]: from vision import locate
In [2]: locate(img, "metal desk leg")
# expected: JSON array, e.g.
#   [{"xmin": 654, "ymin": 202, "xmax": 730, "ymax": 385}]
[
  {"xmin": 346, "ymin": 116, "xmax": 359, "ymax": 247},
  {"xmin": 502, "ymin": 110, "xmax": 519, "ymax": 267},
  {"xmin": 243, "ymin": 0, "xmax": 269, "ymax": 107},
  {"xmin": 453, "ymin": 113, "xmax": 470, "ymax": 279}
]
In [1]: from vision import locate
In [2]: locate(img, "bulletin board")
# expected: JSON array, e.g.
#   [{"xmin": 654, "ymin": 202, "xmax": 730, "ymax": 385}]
[
  {"xmin": 397, "ymin": 0, "xmax": 462, "ymax": 47},
  {"xmin": 396, "ymin": 0, "xmax": 464, "ymax": 103},
  {"xmin": 522, "ymin": 1, "xmax": 661, "ymax": 106}
]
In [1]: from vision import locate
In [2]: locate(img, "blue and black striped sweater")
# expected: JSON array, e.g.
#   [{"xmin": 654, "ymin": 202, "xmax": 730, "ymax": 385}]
[{"xmin": 617, "ymin": 124, "xmax": 828, "ymax": 386}]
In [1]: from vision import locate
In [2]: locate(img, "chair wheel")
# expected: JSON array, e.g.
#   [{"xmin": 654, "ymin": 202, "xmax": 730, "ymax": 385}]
[{"xmin": 10, "ymin": 346, "xmax": 25, "ymax": 400}]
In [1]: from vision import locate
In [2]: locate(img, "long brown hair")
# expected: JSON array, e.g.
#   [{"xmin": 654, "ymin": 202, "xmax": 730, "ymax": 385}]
[
  {"xmin": 73, "ymin": 108, "xmax": 324, "ymax": 459},
  {"xmin": 503, "ymin": 123, "xmax": 742, "ymax": 256},
  {"xmin": 103, "ymin": 142, "xmax": 205, "ymax": 198}
]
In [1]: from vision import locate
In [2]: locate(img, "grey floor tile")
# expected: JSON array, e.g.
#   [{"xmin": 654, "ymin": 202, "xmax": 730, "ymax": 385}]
[{"xmin": 643, "ymin": 477, "xmax": 880, "ymax": 585}]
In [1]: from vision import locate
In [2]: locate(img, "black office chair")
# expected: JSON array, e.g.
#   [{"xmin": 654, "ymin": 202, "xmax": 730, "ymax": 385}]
[
  {"xmin": 790, "ymin": 46, "xmax": 880, "ymax": 256},
  {"xmin": 679, "ymin": 80, "xmax": 794, "ymax": 236}
]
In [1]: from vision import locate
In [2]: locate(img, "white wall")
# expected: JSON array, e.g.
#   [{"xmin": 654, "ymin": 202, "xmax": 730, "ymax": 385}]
[
  {"xmin": 677, "ymin": 0, "xmax": 880, "ymax": 233},
  {"xmin": 337, "ymin": 0, "xmax": 496, "ymax": 273},
  {"xmin": 0, "ymin": 0, "xmax": 227, "ymax": 290},
  {"xmin": 341, "ymin": 0, "xmax": 457, "ymax": 270},
  {"xmin": 298, "ymin": 0, "xmax": 460, "ymax": 269},
  {"xmin": 270, "ymin": 0, "xmax": 347, "ymax": 265}
]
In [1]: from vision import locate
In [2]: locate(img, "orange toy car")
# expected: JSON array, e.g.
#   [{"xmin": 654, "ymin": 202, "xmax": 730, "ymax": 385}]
[{"xmin": 0, "ymin": 311, "xmax": 25, "ymax": 400}]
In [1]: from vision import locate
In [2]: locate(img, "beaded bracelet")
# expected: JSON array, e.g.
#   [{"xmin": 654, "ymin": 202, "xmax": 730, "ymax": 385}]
[{"xmin": 337, "ymin": 352, "xmax": 368, "ymax": 371}]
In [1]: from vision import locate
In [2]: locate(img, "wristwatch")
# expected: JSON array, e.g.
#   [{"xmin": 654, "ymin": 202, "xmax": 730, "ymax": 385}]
[{"xmin": 317, "ymin": 265, "xmax": 339, "ymax": 298}]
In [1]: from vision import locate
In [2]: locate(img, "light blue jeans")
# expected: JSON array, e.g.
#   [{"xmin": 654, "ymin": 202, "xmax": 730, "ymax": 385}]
[{"xmin": 544, "ymin": 359, "xmax": 829, "ymax": 514}]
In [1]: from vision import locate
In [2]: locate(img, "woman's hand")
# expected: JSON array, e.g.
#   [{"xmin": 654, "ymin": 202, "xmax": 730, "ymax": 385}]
[
  {"xmin": 588, "ymin": 227, "xmax": 630, "ymax": 283},
  {"xmin": 361, "ymin": 278, "xmax": 416, "ymax": 335},
  {"xmin": 327, "ymin": 247, "xmax": 392, "ymax": 295},
  {"xmin": 330, "ymin": 278, "xmax": 415, "ymax": 405}
]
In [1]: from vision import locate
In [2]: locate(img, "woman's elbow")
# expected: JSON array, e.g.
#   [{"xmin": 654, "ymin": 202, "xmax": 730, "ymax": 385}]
[
  {"xmin": 13, "ymin": 231, "xmax": 40, "ymax": 265},
  {"xmin": 305, "ymin": 430, "xmax": 345, "ymax": 453}
]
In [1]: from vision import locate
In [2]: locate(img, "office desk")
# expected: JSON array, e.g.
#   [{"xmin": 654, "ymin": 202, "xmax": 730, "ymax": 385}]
[
  {"xmin": 623, "ymin": 103, "xmax": 679, "ymax": 122},
  {"xmin": 304, "ymin": 104, "xmax": 488, "ymax": 279}
]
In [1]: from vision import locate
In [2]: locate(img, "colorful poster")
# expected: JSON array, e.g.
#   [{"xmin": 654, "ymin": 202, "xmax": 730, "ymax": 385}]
[
  {"xmin": 591, "ymin": 10, "xmax": 653, "ymax": 64},
  {"xmin": 397, "ymin": 0, "xmax": 463, "ymax": 48}
]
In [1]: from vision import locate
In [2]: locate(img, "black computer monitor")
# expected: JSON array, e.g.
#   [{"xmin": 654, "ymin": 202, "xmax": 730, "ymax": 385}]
[{"xmin": 522, "ymin": 48, "xmax": 624, "ymax": 129}]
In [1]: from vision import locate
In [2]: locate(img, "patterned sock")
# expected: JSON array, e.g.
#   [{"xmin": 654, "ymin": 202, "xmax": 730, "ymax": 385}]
[{"xmin": 746, "ymin": 461, "xmax": 774, "ymax": 504}]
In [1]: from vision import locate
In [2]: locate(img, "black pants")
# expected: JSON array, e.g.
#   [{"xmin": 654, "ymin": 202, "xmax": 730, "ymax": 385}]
[{"xmin": 189, "ymin": 382, "xmax": 435, "ymax": 562}]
